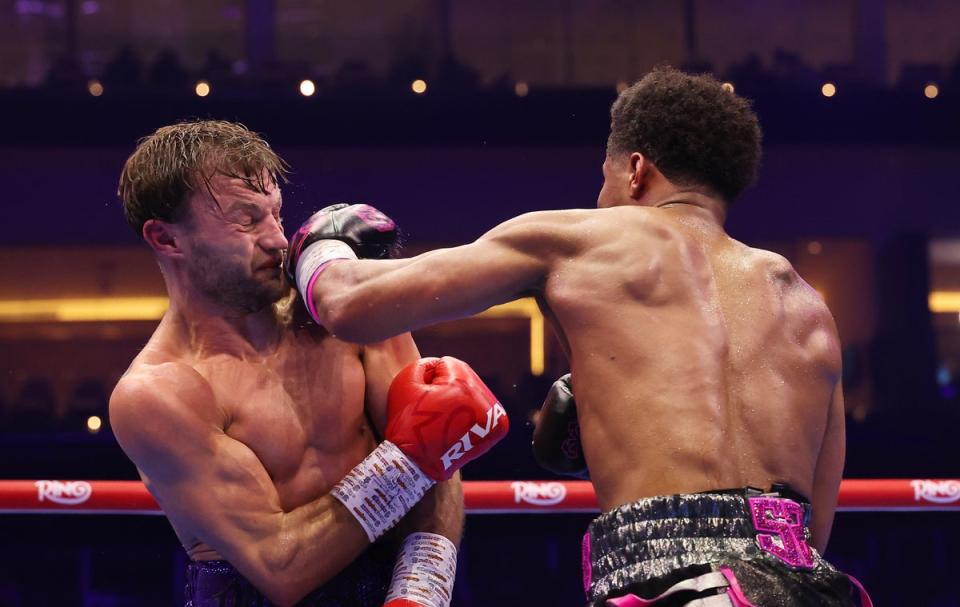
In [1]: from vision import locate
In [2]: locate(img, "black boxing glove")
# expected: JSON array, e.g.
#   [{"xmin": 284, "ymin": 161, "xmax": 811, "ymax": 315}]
[
  {"xmin": 285, "ymin": 203, "xmax": 398, "ymax": 320},
  {"xmin": 531, "ymin": 374, "xmax": 589, "ymax": 479}
]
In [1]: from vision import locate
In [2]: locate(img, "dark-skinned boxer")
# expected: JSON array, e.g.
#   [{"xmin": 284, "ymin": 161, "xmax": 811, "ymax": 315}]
[{"xmin": 284, "ymin": 69, "xmax": 873, "ymax": 606}]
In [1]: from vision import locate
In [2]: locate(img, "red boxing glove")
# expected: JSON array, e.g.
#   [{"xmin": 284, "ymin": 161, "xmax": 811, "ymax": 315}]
[
  {"xmin": 386, "ymin": 357, "xmax": 509, "ymax": 481},
  {"xmin": 330, "ymin": 356, "xmax": 507, "ymax": 542}
]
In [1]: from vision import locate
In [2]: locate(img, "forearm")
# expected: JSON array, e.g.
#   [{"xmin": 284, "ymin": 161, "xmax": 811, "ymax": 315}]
[
  {"xmin": 809, "ymin": 473, "xmax": 841, "ymax": 553},
  {"xmin": 810, "ymin": 382, "xmax": 845, "ymax": 554},
  {"xmin": 312, "ymin": 259, "xmax": 408, "ymax": 341},
  {"xmin": 226, "ymin": 495, "xmax": 370, "ymax": 607},
  {"xmin": 384, "ymin": 476, "xmax": 464, "ymax": 607},
  {"xmin": 313, "ymin": 256, "xmax": 484, "ymax": 343},
  {"xmin": 313, "ymin": 246, "xmax": 531, "ymax": 343},
  {"xmin": 431, "ymin": 475, "xmax": 466, "ymax": 546},
  {"xmin": 257, "ymin": 437, "xmax": 443, "ymax": 603},
  {"xmin": 395, "ymin": 474, "xmax": 465, "ymax": 546},
  {"xmin": 295, "ymin": 206, "xmax": 558, "ymax": 343},
  {"xmin": 810, "ymin": 506, "xmax": 835, "ymax": 554}
]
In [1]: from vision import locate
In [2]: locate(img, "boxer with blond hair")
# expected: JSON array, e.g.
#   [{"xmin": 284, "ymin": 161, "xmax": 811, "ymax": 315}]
[{"xmin": 111, "ymin": 120, "xmax": 508, "ymax": 607}]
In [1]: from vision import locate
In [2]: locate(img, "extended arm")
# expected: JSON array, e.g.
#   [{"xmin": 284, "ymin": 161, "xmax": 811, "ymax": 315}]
[
  {"xmin": 309, "ymin": 211, "xmax": 579, "ymax": 343},
  {"xmin": 810, "ymin": 380, "xmax": 846, "ymax": 553},
  {"xmin": 110, "ymin": 368, "xmax": 368, "ymax": 607}
]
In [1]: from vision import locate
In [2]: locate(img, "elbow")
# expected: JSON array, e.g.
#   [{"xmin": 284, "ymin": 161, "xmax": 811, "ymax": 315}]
[
  {"xmin": 255, "ymin": 546, "xmax": 310, "ymax": 607},
  {"xmin": 263, "ymin": 587, "xmax": 302, "ymax": 607},
  {"xmin": 249, "ymin": 569, "xmax": 303, "ymax": 607}
]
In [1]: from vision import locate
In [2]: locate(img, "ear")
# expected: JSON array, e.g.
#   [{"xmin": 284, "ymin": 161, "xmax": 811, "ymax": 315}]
[
  {"xmin": 142, "ymin": 219, "xmax": 184, "ymax": 259},
  {"xmin": 628, "ymin": 152, "xmax": 651, "ymax": 199}
]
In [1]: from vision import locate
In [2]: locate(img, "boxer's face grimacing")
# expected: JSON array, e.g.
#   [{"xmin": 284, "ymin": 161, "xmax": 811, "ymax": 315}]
[{"xmin": 181, "ymin": 172, "xmax": 289, "ymax": 312}]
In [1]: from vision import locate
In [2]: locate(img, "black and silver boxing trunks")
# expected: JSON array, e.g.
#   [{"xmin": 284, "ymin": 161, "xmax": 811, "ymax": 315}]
[{"xmin": 582, "ymin": 486, "xmax": 872, "ymax": 607}]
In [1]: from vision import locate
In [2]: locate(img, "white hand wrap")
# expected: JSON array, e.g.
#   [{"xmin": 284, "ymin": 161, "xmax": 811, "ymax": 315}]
[
  {"xmin": 331, "ymin": 440, "xmax": 435, "ymax": 542},
  {"xmin": 294, "ymin": 240, "xmax": 358, "ymax": 323},
  {"xmin": 385, "ymin": 532, "xmax": 458, "ymax": 607}
]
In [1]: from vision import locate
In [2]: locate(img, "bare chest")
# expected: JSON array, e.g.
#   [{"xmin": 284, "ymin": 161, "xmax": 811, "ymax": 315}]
[{"xmin": 199, "ymin": 345, "xmax": 377, "ymax": 504}]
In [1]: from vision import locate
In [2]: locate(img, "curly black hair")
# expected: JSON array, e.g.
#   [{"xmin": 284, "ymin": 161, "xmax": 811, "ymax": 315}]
[{"xmin": 607, "ymin": 67, "xmax": 762, "ymax": 204}]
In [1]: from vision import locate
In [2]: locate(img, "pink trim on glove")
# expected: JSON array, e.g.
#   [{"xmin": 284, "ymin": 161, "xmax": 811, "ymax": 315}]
[{"xmin": 304, "ymin": 264, "xmax": 326, "ymax": 324}]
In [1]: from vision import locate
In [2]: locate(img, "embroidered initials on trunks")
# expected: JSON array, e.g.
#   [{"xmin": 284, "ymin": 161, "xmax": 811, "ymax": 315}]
[{"xmin": 747, "ymin": 496, "xmax": 814, "ymax": 569}]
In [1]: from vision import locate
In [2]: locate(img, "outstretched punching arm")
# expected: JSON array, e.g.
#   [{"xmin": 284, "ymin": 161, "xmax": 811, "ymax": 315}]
[{"xmin": 287, "ymin": 204, "xmax": 586, "ymax": 343}]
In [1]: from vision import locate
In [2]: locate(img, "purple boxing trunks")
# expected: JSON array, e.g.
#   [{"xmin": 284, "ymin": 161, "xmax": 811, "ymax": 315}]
[
  {"xmin": 184, "ymin": 540, "xmax": 396, "ymax": 607},
  {"xmin": 582, "ymin": 486, "xmax": 872, "ymax": 607}
]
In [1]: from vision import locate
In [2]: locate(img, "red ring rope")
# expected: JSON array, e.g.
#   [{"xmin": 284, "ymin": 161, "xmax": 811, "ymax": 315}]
[{"xmin": 0, "ymin": 479, "xmax": 957, "ymax": 515}]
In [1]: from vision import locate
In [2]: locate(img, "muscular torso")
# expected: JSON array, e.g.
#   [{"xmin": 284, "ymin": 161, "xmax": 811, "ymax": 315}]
[
  {"xmin": 127, "ymin": 316, "xmax": 378, "ymax": 560},
  {"xmin": 542, "ymin": 206, "xmax": 840, "ymax": 511}
]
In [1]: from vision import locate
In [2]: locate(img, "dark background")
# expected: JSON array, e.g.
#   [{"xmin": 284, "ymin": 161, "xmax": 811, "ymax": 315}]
[{"xmin": 2, "ymin": 0, "xmax": 959, "ymax": 605}]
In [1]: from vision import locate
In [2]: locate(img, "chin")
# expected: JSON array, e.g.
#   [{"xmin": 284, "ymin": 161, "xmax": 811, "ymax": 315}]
[
  {"xmin": 268, "ymin": 283, "xmax": 292, "ymax": 304},
  {"xmin": 219, "ymin": 279, "xmax": 289, "ymax": 314},
  {"xmin": 252, "ymin": 281, "xmax": 288, "ymax": 307}
]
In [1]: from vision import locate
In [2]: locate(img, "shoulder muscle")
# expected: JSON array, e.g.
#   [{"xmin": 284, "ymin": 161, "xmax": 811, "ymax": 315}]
[
  {"xmin": 109, "ymin": 363, "xmax": 221, "ymax": 482},
  {"xmin": 480, "ymin": 209, "xmax": 589, "ymax": 259}
]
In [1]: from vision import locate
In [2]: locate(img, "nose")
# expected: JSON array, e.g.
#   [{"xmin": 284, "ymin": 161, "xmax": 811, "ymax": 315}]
[{"xmin": 260, "ymin": 214, "xmax": 289, "ymax": 254}]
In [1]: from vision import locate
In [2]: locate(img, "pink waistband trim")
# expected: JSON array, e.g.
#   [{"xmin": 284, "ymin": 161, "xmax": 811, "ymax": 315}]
[
  {"xmin": 719, "ymin": 566, "xmax": 757, "ymax": 607},
  {"xmin": 846, "ymin": 574, "xmax": 874, "ymax": 607},
  {"xmin": 582, "ymin": 532, "xmax": 592, "ymax": 595}
]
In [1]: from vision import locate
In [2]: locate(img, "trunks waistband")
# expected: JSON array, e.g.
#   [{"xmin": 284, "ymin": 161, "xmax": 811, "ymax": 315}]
[{"xmin": 583, "ymin": 486, "xmax": 818, "ymax": 601}]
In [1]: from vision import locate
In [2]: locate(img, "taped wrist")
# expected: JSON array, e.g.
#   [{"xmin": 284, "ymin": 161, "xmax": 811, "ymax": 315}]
[
  {"xmin": 293, "ymin": 240, "xmax": 358, "ymax": 323},
  {"xmin": 384, "ymin": 532, "xmax": 458, "ymax": 607},
  {"xmin": 331, "ymin": 440, "xmax": 435, "ymax": 542}
]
